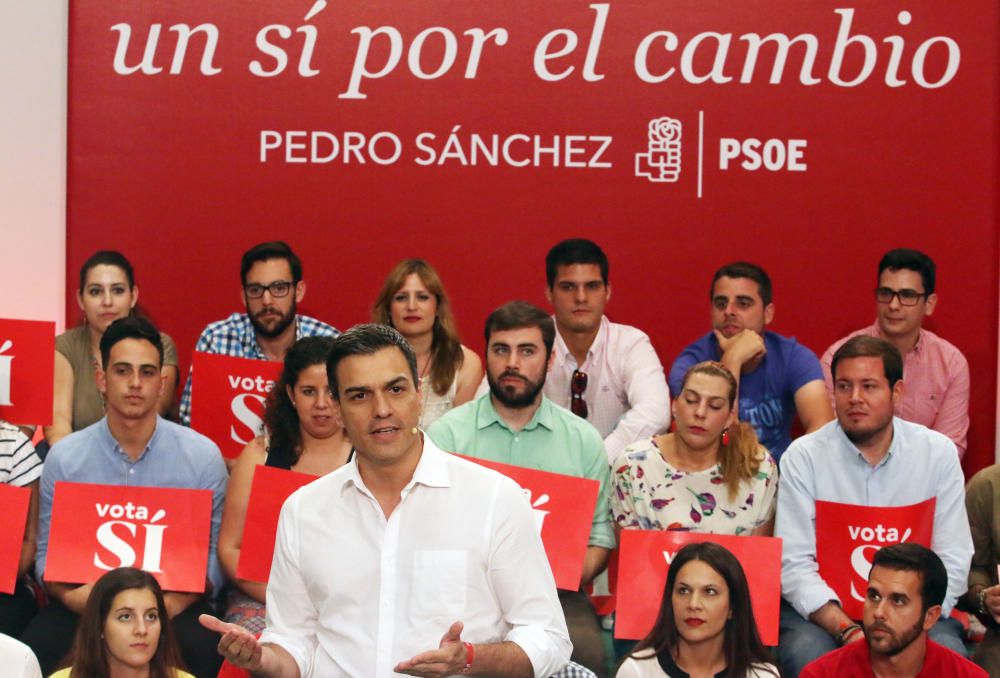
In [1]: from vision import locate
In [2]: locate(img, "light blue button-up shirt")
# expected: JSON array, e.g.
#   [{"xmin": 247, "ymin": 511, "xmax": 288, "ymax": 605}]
[
  {"xmin": 777, "ymin": 417, "xmax": 971, "ymax": 618},
  {"xmin": 37, "ymin": 416, "xmax": 228, "ymax": 595}
]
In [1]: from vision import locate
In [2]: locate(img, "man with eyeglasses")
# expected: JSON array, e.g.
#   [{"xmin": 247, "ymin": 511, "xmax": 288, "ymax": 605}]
[
  {"xmin": 428, "ymin": 301, "xmax": 613, "ymax": 677},
  {"xmin": 178, "ymin": 241, "xmax": 339, "ymax": 426},
  {"xmin": 540, "ymin": 238, "xmax": 671, "ymax": 463},
  {"xmin": 820, "ymin": 248, "xmax": 969, "ymax": 456},
  {"xmin": 669, "ymin": 261, "xmax": 833, "ymax": 463}
]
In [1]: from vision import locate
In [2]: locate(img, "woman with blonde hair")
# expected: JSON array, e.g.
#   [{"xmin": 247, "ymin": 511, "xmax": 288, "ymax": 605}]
[
  {"xmin": 372, "ymin": 259, "xmax": 482, "ymax": 428},
  {"xmin": 611, "ymin": 361, "xmax": 777, "ymax": 536}
]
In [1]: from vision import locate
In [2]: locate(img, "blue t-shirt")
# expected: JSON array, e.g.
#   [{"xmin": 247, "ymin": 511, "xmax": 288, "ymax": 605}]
[{"xmin": 668, "ymin": 331, "xmax": 823, "ymax": 460}]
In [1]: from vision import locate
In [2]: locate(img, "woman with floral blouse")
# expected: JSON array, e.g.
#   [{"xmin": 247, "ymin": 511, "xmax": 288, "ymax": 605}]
[{"xmin": 611, "ymin": 361, "xmax": 777, "ymax": 536}]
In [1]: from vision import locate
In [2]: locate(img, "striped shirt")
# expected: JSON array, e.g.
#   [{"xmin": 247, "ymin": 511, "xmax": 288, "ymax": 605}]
[
  {"xmin": 0, "ymin": 422, "xmax": 43, "ymax": 487},
  {"xmin": 178, "ymin": 313, "xmax": 339, "ymax": 425}
]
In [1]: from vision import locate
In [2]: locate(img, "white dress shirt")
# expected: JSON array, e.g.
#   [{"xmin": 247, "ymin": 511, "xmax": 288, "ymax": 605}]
[
  {"xmin": 259, "ymin": 437, "xmax": 571, "ymax": 677},
  {"xmin": 545, "ymin": 315, "xmax": 671, "ymax": 462}
]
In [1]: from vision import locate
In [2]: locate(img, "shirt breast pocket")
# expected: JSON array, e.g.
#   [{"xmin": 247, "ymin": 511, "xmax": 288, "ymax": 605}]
[{"xmin": 409, "ymin": 550, "xmax": 468, "ymax": 624}]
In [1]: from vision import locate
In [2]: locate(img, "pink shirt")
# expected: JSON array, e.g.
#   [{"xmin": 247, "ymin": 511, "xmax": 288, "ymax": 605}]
[
  {"xmin": 545, "ymin": 315, "xmax": 671, "ymax": 462},
  {"xmin": 821, "ymin": 321, "xmax": 970, "ymax": 456}
]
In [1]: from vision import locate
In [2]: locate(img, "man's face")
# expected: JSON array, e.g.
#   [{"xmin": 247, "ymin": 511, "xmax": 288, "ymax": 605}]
[
  {"xmin": 833, "ymin": 356, "xmax": 902, "ymax": 446},
  {"xmin": 546, "ymin": 264, "xmax": 609, "ymax": 333},
  {"xmin": 863, "ymin": 566, "xmax": 938, "ymax": 657},
  {"xmin": 331, "ymin": 347, "xmax": 422, "ymax": 469},
  {"xmin": 96, "ymin": 338, "xmax": 165, "ymax": 422},
  {"xmin": 876, "ymin": 268, "xmax": 937, "ymax": 340},
  {"xmin": 710, "ymin": 276, "xmax": 774, "ymax": 338},
  {"xmin": 243, "ymin": 258, "xmax": 304, "ymax": 339},
  {"xmin": 486, "ymin": 326, "xmax": 552, "ymax": 409}
]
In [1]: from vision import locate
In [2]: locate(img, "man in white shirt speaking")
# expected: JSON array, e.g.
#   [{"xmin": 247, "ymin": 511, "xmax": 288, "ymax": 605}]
[{"xmin": 200, "ymin": 324, "xmax": 571, "ymax": 678}]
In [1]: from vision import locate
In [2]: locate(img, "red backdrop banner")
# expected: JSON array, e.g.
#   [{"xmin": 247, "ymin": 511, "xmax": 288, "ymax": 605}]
[
  {"xmin": 815, "ymin": 498, "xmax": 935, "ymax": 620},
  {"xmin": 237, "ymin": 465, "xmax": 317, "ymax": 583},
  {"xmin": 0, "ymin": 485, "xmax": 31, "ymax": 595},
  {"xmin": 615, "ymin": 531, "xmax": 782, "ymax": 644},
  {"xmin": 45, "ymin": 482, "xmax": 213, "ymax": 593},
  {"xmin": 189, "ymin": 352, "xmax": 283, "ymax": 459},
  {"xmin": 66, "ymin": 2, "xmax": 998, "ymax": 474},
  {"xmin": 0, "ymin": 319, "xmax": 55, "ymax": 426},
  {"xmin": 457, "ymin": 454, "xmax": 599, "ymax": 590}
]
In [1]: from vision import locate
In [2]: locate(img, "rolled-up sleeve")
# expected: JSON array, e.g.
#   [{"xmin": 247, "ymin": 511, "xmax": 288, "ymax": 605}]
[
  {"xmin": 602, "ymin": 333, "xmax": 671, "ymax": 462},
  {"xmin": 488, "ymin": 479, "xmax": 571, "ymax": 677}
]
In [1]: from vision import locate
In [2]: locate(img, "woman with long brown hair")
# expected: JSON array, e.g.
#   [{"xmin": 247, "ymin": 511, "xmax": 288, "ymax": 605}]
[
  {"xmin": 611, "ymin": 361, "xmax": 777, "ymax": 535},
  {"xmin": 46, "ymin": 251, "xmax": 178, "ymax": 446},
  {"xmin": 52, "ymin": 567, "xmax": 191, "ymax": 678},
  {"xmin": 218, "ymin": 336, "xmax": 352, "ymax": 632},
  {"xmin": 617, "ymin": 542, "xmax": 777, "ymax": 677},
  {"xmin": 372, "ymin": 259, "xmax": 482, "ymax": 428}
]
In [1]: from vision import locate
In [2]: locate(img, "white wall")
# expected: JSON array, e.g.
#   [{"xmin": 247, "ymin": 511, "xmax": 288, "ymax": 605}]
[{"xmin": 0, "ymin": 3, "xmax": 67, "ymax": 330}]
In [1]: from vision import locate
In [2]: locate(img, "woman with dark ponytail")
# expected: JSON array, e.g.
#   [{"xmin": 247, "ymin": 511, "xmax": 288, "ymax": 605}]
[
  {"xmin": 217, "ymin": 336, "xmax": 352, "ymax": 632},
  {"xmin": 611, "ymin": 361, "xmax": 777, "ymax": 535}
]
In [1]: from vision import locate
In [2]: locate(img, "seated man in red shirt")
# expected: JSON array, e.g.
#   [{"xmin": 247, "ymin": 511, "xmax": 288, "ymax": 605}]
[{"xmin": 801, "ymin": 543, "xmax": 985, "ymax": 678}]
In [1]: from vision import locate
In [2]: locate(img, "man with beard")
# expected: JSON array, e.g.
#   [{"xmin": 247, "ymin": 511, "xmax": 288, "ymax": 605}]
[
  {"xmin": 776, "ymin": 336, "xmax": 972, "ymax": 677},
  {"xmin": 179, "ymin": 241, "xmax": 339, "ymax": 426},
  {"xmin": 429, "ymin": 301, "xmax": 613, "ymax": 677},
  {"xmin": 800, "ymin": 544, "xmax": 986, "ymax": 677}
]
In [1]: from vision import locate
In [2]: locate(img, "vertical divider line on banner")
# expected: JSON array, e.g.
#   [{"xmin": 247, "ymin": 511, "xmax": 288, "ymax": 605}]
[{"xmin": 697, "ymin": 110, "xmax": 705, "ymax": 199}]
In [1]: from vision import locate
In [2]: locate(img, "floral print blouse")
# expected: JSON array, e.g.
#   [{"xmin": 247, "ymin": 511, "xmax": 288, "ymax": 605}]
[{"xmin": 610, "ymin": 437, "xmax": 778, "ymax": 535}]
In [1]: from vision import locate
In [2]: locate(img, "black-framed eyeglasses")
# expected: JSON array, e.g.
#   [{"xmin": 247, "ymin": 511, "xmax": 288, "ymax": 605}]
[
  {"xmin": 874, "ymin": 286, "xmax": 926, "ymax": 307},
  {"xmin": 244, "ymin": 280, "xmax": 293, "ymax": 299},
  {"xmin": 571, "ymin": 369, "xmax": 588, "ymax": 419}
]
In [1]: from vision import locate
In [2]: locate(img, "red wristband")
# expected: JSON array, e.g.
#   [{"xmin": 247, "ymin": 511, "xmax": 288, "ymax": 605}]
[{"xmin": 460, "ymin": 641, "xmax": 474, "ymax": 674}]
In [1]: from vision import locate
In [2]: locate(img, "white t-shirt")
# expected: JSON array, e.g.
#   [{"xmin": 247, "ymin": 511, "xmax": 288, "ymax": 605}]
[{"xmin": 0, "ymin": 634, "xmax": 40, "ymax": 678}]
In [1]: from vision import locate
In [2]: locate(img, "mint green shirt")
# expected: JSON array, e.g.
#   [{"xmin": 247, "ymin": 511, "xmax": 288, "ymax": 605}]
[{"xmin": 428, "ymin": 394, "xmax": 615, "ymax": 549}]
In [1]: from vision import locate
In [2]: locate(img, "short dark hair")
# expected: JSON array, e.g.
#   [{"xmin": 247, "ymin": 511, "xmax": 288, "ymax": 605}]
[
  {"xmin": 831, "ymin": 336, "xmax": 903, "ymax": 388},
  {"xmin": 100, "ymin": 317, "xmax": 163, "ymax": 369},
  {"xmin": 241, "ymin": 241, "xmax": 302, "ymax": 285},
  {"xmin": 545, "ymin": 238, "xmax": 609, "ymax": 287},
  {"xmin": 79, "ymin": 250, "xmax": 136, "ymax": 290},
  {"xmin": 871, "ymin": 543, "xmax": 948, "ymax": 613},
  {"xmin": 326, "ymin": 324, "xmax": 418, "ymax": 398},
  {"xmin": 878, "ymin": 248, "xmax": 936, "ymax": 295},
  {"xmin": 484, "ymin": 301, "xmax": 556, "ymax": 356},
  {"xmin": 711, "ymin": 262, "xmax": 773, "ymax": 306}
]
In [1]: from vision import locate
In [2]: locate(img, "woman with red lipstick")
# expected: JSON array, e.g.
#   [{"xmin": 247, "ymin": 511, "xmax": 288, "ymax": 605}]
[
  {"xmin": 611, "ymin": 362, "xmax": 777, "ymax": 536},
  {"xmin": 52, "ymin": 567, "xmax": 192, "ymax": 678},
  {"xmin": 617, "ymin": 542, "xmax": 777, "ymax": 678},
  {"xmin": 372, "ymin": 259, "xmax": 483, "ymax": 428},
  {"xmin": 46, "ymin": 251, "xmax": 179, "ymax": 446},
  {"xmin": 218, "ymin": 336, "xmax": 352, "ymax": 632}
]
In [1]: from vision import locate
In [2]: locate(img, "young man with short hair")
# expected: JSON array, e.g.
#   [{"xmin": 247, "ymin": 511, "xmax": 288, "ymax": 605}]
[
  {"xmin": 24, "ymin": 317, "xmax": 228, "ymax": 677},
  {"xmin": 669, "ymin": 261, "xmax": 833, "ymax": 462},
  {"xmin": 776, "ymin": 336, "xmax": 972, "ymax": 677},
  {"xmin": 542, "ymin": 239, "xmax": 670, "ymax": 462},
  {"xmin": 821, "ymin": 248, "xmax": 970, "ymax": 456},
  {"xmin": 178, "ymin": 240, "xmax": 339, "ymax": 425},
  {"xmin": 201, "ymin": 323, "xmax": 571, "ymax": 678},
  {"xmin": 801, "ymin": 544, "xmax": 986, "ymax": 677},
  {"xmin": 429, "ymin": 301, "xmax": 613, "ymax": 677}
]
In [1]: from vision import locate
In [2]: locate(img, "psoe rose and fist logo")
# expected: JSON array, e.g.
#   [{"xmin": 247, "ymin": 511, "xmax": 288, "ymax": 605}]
[
  {"xmin": 635, "ymin": 117, "xmax": 682, "ymax": 183},
  {"xmin": 45, "ymin": 483, "xmax": 213, "ymax": 592}
]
